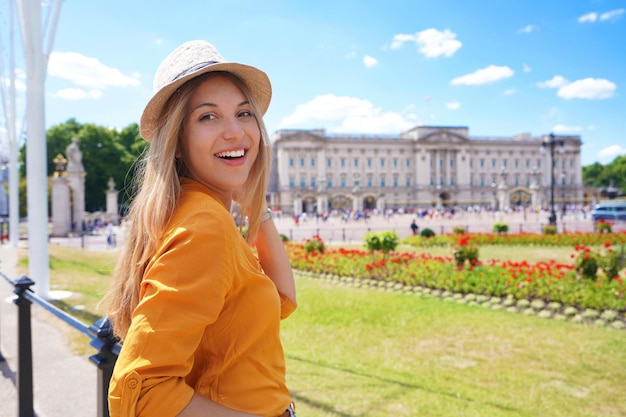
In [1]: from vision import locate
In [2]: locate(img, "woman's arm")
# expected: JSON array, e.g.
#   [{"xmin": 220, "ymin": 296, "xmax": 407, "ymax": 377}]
[
  {"xmin": 255, "ymin": 211, "xmax": 297, "ymax": 306},
  {"xmin": 177, "ymin": 393, "xmax": 260, "ymax": 417}
]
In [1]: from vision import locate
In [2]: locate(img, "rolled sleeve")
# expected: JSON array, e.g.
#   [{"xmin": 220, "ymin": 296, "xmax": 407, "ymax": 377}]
[{"xmin": 109, "ymin": 211, "xmax": 235, "ymax": 417}]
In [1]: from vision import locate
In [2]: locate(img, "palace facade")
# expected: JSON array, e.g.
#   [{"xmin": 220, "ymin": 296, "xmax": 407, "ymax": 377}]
[{"xmin": 268, "ymin": 125, "xmax": 589, "ymax": 215}]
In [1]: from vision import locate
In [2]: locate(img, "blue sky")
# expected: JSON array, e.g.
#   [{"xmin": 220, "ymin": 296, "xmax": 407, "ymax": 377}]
[{"xmin": 2, "ymin": 0, "xmax": 625, "ymax": 166}]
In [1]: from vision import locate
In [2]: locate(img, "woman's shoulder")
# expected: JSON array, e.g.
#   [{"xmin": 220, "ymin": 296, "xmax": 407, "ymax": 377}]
[{"xmin": 168, "ymin": 181, "xmax": 236, "ymax": 236}]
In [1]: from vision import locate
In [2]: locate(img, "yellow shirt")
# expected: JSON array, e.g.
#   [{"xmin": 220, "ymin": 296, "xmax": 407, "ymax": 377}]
[{"xmin": 108, "ymin": 178, "xmax": 296, "ymax": 417}]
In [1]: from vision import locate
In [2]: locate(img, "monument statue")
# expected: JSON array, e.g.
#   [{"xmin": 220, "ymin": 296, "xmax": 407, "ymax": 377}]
[{"xmin": 66, "ymin": 137, "xmax": 84, "ymax": 173}]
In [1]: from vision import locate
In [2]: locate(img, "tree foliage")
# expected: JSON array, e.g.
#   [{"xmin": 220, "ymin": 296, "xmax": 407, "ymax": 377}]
[
  {"xmin": 582, "ymin": 155, "xmax": 626, "ymax": 195},
  {"xmin": 19, "ymin": 118, "xmax": 146, "ymax": 214}
]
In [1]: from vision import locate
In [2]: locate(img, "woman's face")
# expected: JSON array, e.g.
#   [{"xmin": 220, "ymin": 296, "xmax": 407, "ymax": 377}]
[{"xmin": 179, "ymin": 74, "xmax": 261, "ymax": 205}]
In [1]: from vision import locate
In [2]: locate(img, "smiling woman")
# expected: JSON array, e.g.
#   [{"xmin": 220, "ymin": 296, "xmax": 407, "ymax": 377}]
[{"xmin": 102, "ymin": 40, "xmax": 298, "ymax": 417}]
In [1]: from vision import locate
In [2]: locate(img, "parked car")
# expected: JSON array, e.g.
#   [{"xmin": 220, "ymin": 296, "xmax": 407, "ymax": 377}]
[{"xmin": 591, "ymin": 201, "xmax": 626, "ymax": 222}]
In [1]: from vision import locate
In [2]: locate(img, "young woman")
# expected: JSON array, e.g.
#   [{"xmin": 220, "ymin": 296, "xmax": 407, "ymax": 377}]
[{"xmin": 106, "ymin": 40, "xmax": 297, "ymax": 417}]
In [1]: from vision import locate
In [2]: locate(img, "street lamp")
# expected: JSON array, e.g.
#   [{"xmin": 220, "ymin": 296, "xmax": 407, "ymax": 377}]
[
  {"xmin": 561, "ymin": 171, "xmax": 566, "ymax": 218},
  {"xmin": 540, "ymin": 133, "xmax": 564, "ymax": 226},
  {"xmin": 491, "ymin": 181, "xmax": 498, "ymax": 211}
]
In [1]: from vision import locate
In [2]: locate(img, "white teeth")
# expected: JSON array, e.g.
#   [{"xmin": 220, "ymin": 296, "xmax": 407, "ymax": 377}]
[{"xmin": 216, "ymin": 149, "xmax": 245, "ymax": 158}]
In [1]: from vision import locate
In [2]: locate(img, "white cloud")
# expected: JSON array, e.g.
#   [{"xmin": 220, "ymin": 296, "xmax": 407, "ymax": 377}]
[
  {"xmin": 517, "ymin": 25, "xmax": 538, "ymax": 34},
  {"xmin": 446, "ymin": 100, "xmax": 461, "ymax": 110},
  {"xmin": 390, "ymin": 34, "xmax": 416, "ymax": 49},
  {"xmin": 600, "ymin": 8, "xmax": 625, "ymax": 21},
  {"xmin": 522, "ymin": 63, "xmax": 532, "ymax": 73},
  {"xmin": 391, "ymin": 28, "xmax": 462, "ymax": 58},
  {"xmin": 537, "ymin": 75, "xmax": 569, "ymax": 88},
  {"xmin": 578, "ymin": 12, "xmax": 598, "ymax": 23},
  {"xmin": 363, "ymin": 55, "xmax": 378, "ymax": 68},
  {"xmin": 450, "ymin": 65, "xmax": 514, "ymax": 86},
  {"xmin": 48, "ymin": 51, "xmax": 140, "ymax": 90},
  {"xmin": 53, "ymin": 88, "xmax": 103, "ymax": 100},
  {"xmin": 578, "ymin": 9, "xmax": 624, "ymax": 23},
  {"xmin": 552, "ymin": 124, "xmax": 583, "ymax": 133},
  {"xmin": 557, "ymin": 78, "xmax": 616, "ymax": 99},
  {"xmin": 279, "ymin": 94, "xmax": 415, "ymax": 134},
  {"xmin": 598, "ymin": 145, "xmax": 626, "ymax": 161}
]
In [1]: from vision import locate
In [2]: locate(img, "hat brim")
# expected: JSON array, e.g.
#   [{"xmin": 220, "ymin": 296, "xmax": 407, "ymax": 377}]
[{"xmin": 139, "ymin": 62, "xmax": 271, "ymax": 141}]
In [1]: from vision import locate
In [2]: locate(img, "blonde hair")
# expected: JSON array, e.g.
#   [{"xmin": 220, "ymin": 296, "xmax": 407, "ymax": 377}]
[{"xmin": 105, "ymin": 72, "xmax": 271, "ymax": 340}]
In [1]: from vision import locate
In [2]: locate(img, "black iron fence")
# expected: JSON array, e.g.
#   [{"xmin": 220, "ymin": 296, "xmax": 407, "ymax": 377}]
[{"xmin": 0, "ymin": 272, "xmax": 120, "ymax": 417}]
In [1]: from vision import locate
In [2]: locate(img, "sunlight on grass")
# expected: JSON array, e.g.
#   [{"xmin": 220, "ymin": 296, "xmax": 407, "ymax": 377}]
[
  {"xmin": 283, "ymin": 277, "xmax": 626, "ymax": 417},
  {"xmin": 16, "ymin": 244, "xmax": 626, "ymax": 416}
]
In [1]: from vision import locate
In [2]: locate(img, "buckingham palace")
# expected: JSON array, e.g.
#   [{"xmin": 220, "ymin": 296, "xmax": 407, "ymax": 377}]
[{"xmin": 268, "ymin": 125, "xmax": 588, "ymax": 216}]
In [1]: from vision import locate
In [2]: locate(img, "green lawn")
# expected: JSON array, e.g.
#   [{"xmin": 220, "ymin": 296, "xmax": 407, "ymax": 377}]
[
  {"xmin": 285, "ymin": 276, "xmax": 626, "ymax": 417},
  {"xmin": 19, "ymin": 245, "xmax": 626, "ymax": 416}
]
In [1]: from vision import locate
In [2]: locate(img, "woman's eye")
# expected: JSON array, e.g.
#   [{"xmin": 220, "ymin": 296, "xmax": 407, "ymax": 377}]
[
  {"xmin": 238, "ymin": 111, "xmax": 253, "ymax": 118},
  {"xmin": 199, "ymin": 114, "xmax": 216, "ymax": 121}
]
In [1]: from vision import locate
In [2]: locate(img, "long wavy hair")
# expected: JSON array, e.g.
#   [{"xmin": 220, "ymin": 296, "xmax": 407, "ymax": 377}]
[{"xmin": 105, "ymin": 71, "xmax": 271, "ymax": 341}]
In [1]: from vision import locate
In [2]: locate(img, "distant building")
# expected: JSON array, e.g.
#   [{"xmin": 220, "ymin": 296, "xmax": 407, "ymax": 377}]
[{"xmin": 269, "ymin": 126, "xmax": 589, "ymax": 215}]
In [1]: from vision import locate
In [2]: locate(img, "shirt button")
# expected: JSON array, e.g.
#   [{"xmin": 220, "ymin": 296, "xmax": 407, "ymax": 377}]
[{"xmin": 127, "ymin": 378, "xmax": 138, "ymax": 389}]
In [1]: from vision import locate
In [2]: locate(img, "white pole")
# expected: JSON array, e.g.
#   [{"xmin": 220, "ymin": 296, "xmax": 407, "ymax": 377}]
[
  {"xmin": 8, "ymin": 0, "xmax": 20, "ymax": 248},
  {"xmin": 18, "ymin": 0, "xmax": 50, "ymax": 298}
]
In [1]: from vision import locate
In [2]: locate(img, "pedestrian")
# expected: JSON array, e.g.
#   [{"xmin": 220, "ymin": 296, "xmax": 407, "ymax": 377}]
[
  {"xmin": 410, "ymin": 219, "xmax": 419, "ymax": 235},
  {"xmin": 106, "ymin": 221, "xmax": 114, "ymax": 248},
  {"xmin": 104, "ymin": 40, "xmax": 297, "ymax": 417}
]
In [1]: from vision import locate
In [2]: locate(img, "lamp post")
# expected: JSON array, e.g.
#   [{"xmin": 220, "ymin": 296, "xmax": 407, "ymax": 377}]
[
  {"xmin": 541, "ymin": 133, "xmax": 564, "ymax": 226},
  {"xmin": 561, "ymin": 171, "xmax": 566, "ymax": 219}
]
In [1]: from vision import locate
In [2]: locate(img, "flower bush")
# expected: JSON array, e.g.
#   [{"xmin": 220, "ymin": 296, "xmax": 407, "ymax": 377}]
[
  {"xmin": 542, "ymin": 225, "xmax": 557, "ymax": 235},
  {"xmin": 572, "ymin": 242, "xmax": 625, "ymax": 280},
  {"xmin": 492, "ymin": 222, "xmax": 509, "ymax": 234},
  {"xmin": 573, "ymin": 246, "xmax": 600, "ymax": 279},
  {"xmin": 402, "ymin": 231, "xmax": 626, "ymax": 248},
  {"xmin": 452, "ymin": 235, "xmax": 479, "ymax": 268},
  {"xmin": 303, "ymin": 234, "xmax": 325, "ymax": 254},
  {"xmin": 364, "ymin": 231, "xmax": 399, "ymax": 255},
  {"xmin": 595, "ymin": 219, "xmax": 613, "ymax": 233},
  {"xmin": 285, "ymin": 232, "xmax": 626, "ymax": 312}
]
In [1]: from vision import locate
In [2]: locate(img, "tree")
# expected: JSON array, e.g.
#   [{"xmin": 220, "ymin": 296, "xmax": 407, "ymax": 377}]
[
  {"xmin": 583, "ymin": 155, "xmax": 626, "ymax": 195},
  {"xmin": 19, "ymin": 119, "xmax": 145, "ymax": 215}
]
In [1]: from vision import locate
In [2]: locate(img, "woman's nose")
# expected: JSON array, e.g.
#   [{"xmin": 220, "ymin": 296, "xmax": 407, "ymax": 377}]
[{"xmin": 223, "ymin": 117, "xmax": 244, "ymax": 140}]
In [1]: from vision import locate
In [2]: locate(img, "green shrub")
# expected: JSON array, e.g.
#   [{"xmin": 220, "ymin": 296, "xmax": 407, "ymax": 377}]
[
  {"xmin": 575, "ymin": 249, "xmax": 600, "ymax": 279},
  {"xmin": 280, "ymin": 233, "xmax": 289, "ymax": 242},
  {"xmin": 453, "ymin": 226, "xmax": 466, "ymax": 235},
  {"xmin": 304, "ymin": 235, "xmax": 325, "ymax": 253},
  {"xmin": 420, "ymin": 228, "xmax": 435, "ymax": 238},
  {"xmin": 364, "ymin": 231, "xmax": 399, "ymax": 254},
  {"xmin": 492, "ymin": 222, "xmax": 509, "ymax": 234},
  {"xmin": 596, "ymin": 221, "xmax": 612, "ymax": 234},
  {"xmin": 601, "ymin": 244, "xmax": 624, "ymax": 279},
  {"xmin": 542, "ymin": 225, "xmax": 557, "ymax": 235},
  {"xmin": 452, "ymin": 235, "xmax": 479, "ymax": 268}
]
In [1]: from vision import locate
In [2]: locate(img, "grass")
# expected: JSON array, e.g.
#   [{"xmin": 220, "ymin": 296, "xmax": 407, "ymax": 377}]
[
  {"xmin": 16, "ymin": 244, "xmax": 626, "ymax": 416},
  {"xmin": 285, "ymin": 276, "xmax": 626, "ymax": 417}
]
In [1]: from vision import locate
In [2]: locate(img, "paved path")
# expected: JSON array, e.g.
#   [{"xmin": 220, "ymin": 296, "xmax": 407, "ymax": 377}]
[{"xmin": 1, "ymin": 243, "xmax": 97, "ymax": 417}]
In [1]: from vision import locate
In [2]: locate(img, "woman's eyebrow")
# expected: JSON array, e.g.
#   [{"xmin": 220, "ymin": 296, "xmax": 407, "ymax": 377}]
[{"xmin": 190, "ymin": 100, "xmax": 250, "ymax": 113}]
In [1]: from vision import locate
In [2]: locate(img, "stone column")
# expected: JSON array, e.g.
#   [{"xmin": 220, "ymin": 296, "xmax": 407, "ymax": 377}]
[
  {"xmin": 51, "ymin": 176, "xmax": 71, "ymax": 236},
  {"xmin": 106, "ymin": 177, "xmax": 119, "ymax": 225}
]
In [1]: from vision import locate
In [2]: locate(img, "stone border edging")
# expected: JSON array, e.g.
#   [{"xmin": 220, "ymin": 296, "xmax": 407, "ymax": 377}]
[{"xmin": 294, "ymin": 270, "xmax": 626, "ymax": 330}]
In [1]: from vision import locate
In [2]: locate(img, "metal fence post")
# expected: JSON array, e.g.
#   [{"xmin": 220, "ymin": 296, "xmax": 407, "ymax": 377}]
[
  {"xmin": 14, "ymin": 275, "xmax": 35, "ymax": 417},
  {"xmin": 89, "ymin": 317, "xmax": 118, "ymax": 417}
]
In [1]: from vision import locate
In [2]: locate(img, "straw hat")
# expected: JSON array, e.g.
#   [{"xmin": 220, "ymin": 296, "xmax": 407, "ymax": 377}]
[{"xmin": 140, "ymin": 40, "xmax": 272, "ymax": 141}]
